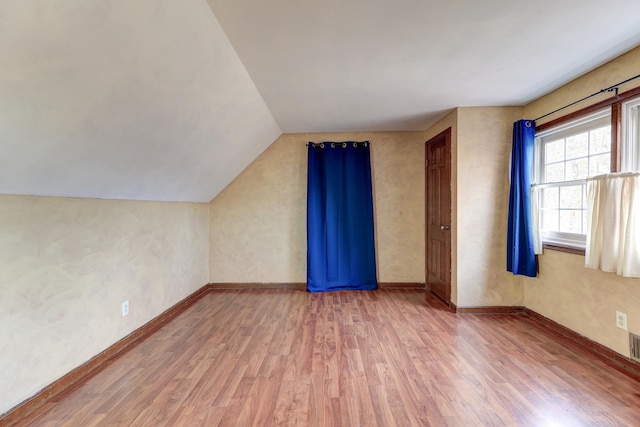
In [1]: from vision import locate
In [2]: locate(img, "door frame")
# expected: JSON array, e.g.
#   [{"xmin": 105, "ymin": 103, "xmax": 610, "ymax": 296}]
[{"xmin": 425, "ymin": 127, "xmax": 452, "ymax": 305}]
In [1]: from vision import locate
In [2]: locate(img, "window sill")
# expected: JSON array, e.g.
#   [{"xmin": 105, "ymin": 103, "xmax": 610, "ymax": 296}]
[{"xmin": 542, "ymin": 243, "xmax": 586, "ymax": 256}]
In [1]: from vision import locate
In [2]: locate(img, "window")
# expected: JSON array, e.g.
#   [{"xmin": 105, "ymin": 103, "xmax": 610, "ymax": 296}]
[
  {"xmin": 533, "ymin": 91, "xmax": 640, "ymax": 252},
  {"xmin": 534, "ymin": 109, "xmax": 611, "ymax": 248},
  {"xmin": 534, "ymin": 110, "xmax": 611, "ymax": 249}
]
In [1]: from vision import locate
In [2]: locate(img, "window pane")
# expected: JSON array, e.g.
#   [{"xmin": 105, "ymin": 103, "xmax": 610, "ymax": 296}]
[
  {"xmin": 560, "ymin": 210, "xmax": 583, "ymax": 234},
  {"xmin": 535, "ymin": 110, "xmax": 611, "ymax": 248},
  {"xmin": 566, "ymin": 157, "xmax": 588, "ymax": 180},
  {"xmin": 566, "ymin": 132, "xmax": 588, "ymax": 159},
  {"xmin": 542, "ymin": 209, "xmax": 559, "ymax": 231},
  {"xmin": 589, "ymin": 126, "xmax": 611, "ymax": 155},
  {"xmin": 545, "ymin": 139, "xmax": 565, "ymax": 163},
  {"xmin": 545, "ymin": 163, "xmax": 565, "ymax": 182},
  {"xmin": 559, "ymin": 185, "xmax": 582, "ymax": 209},
  {"xmin": 589, "ymin": 153, "xmax": 611, "ymax": 176},
  {"xmin": 542, "ymin": 187, "xmax": 559, "ymax": 209}
]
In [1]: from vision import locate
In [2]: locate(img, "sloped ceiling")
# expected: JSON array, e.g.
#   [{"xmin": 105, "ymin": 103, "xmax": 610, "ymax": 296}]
[
  {"xmin": 0, "ymin": 0, "xmax": 281, "ymax": 202},
  {"xmin": 2, "ymin": 0, "xmax": 640, "ymax": 202}
]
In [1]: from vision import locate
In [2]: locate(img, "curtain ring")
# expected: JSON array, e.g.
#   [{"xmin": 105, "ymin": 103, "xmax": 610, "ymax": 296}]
[
  {"xmin": 330, "ymin": 143, "xmax": 335, "ymax": 148},
  {"xmin": 319, "ymin": 143, "xmax": 324, "ymax": 148},
  {"xmin": 342, "ymin": 143, "xmax": 346, "ymax": 148},
  {"xmin": 525, "ymin": 121, "xmax": 532, "ymax": 128}
]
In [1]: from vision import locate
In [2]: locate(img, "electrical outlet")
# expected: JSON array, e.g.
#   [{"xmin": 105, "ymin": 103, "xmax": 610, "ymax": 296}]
[
  {"xmin": 122, "ymin": 300, "xmax": 129, "ymax": 317},
  {"xmin": 616, "ymin": 311, "xmax": 627, "ymax": 330}
]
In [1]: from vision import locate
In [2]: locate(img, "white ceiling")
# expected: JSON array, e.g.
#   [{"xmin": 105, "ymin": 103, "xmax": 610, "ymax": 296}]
[
  {"xmin": 2, "ymin": 0, "xmax": 640, "ymax": 202},
  {"xmin": 207, "ymin": 0, "xmax": 640, "ymax": 132}
]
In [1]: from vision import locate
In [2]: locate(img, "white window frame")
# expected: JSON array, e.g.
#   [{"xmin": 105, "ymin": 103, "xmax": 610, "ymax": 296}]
[
  {"xmin": 622, "ymin": 97, "xmax": 640, "ymax": 172},
  {"xmin": 533, "ymin": 109, "xmax": 612, "ymax": 250}
]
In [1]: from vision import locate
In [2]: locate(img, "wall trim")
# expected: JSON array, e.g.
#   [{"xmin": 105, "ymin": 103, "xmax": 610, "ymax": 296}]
[
  {"xmin": 7, "ymin": 285, "xmax": 640, "ymax": 425},
  {"xmin": 0, "ymin": 284, "xmax": 212, "ymax": 426},
  {"xmin": 208, "ymin": 282, "xmax": 306, "ymax": 290},
  {"xmin": 452, "ymin": 303, "xmax": 525, "ymax": 314},
  {"xmin": 523, "ymin": 308, "xmax": 640, "ymax": 383},
  {"xmin": 208, "ymin": 282, "xmax": 425, "ymax": 291},
  {"xmin": 378, "ymin": 282, "xmax": 425, "ymax": 289},
  {"xmin": 3, "ymin": 281, "xmax": 421, "ymax": 423},
  {"xmin": 450, "ymin": 304, "xmax": 640, "ymax": 381}
]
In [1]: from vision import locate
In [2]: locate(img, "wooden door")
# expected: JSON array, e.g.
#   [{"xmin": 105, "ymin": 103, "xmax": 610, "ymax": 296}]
[{"xmin": 425, "ymin": 128, "xmax": 452, "ymax": 304}]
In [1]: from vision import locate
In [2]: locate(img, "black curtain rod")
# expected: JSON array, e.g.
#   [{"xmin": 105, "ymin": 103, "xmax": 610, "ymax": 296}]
[
  {"xmin": 306, "ymin": 141, "xmax": 370, "ymax": 147},
  {"xmin": 534, "ymin": 73, "xmax": 640, "ymax": 122}
]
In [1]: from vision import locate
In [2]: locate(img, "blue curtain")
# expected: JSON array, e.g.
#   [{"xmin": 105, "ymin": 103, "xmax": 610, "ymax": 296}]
[
  {"xmin": 507, "ymin": 120, "xmax": 537, "ymax": 277},
  {"xmin": 307, "ymin": 141, "xmax": 378, "ymax": 292}
]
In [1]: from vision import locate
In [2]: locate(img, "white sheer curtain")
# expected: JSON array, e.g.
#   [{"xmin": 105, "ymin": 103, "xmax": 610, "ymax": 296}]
[{"xmin": 585, "ymin": 172, "xmax": 640, "ymax": 278}]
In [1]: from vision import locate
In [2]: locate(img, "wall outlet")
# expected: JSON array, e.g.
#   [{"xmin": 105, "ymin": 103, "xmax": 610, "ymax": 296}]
[
  {"xmin": 122, "ymin": 300, "xmax": 129, "ymax": 317},
  {"xmin": 616, "ymin": 311, "xmax": 627, "ymax": 330}
]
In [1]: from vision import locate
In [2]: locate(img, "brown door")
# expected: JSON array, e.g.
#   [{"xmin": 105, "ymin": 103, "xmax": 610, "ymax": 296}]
[{"xmin": 425, "ymin": 128, "xmax": 452, "ymax": 304}]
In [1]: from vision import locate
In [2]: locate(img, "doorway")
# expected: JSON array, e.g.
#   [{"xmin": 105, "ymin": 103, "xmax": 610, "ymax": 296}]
[{"xmin": 425, "ymin": 128, "xmax": 452, "ymax": 304}]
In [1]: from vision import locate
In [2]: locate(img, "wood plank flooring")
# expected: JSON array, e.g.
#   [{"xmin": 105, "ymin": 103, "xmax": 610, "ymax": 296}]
[{"xmin": 18, "ymin": 290, "xmax": 640, "ymax": 426}]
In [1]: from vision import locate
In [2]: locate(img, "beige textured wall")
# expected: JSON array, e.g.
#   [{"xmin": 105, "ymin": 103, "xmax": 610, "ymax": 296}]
[
  {"xmin": 423, "ymin": 107, "xmax": 523, "ymax": 307},
  {"xmin": 456, "ymin": 107, "xmax": 523, "ymax": 307},
  {"xmin": 209, "ymin": 132, "xmax": 426, "ymax": 284},
  {"xmin": 526, "ymin": 45, "xmax": 640, "ymax": 125},
  {"xmin": 0, "ymin": 195, "xmax": 209, "ymax": 413},
  {"xmin": 522, "ymin": 45, "xmax": 640, "ymax": 357},
  {"xmin": 524, "ymin": 252, "xmax": 640, "ymax": 356},
  {"xmin": 209, "ymin": 134, "xmax": 307, "ymax": 283}
]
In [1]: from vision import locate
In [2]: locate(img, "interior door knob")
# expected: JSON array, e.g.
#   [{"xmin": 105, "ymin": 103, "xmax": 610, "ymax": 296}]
[{"xmin": 440, "ymin": 225, "xmax": 450, "ymax": 230}]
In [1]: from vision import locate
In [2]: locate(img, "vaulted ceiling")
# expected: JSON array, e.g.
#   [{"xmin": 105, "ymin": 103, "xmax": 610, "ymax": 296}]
[{"xmin": 2, "ymin": 0, "xmax": 640, "ymax": 202}]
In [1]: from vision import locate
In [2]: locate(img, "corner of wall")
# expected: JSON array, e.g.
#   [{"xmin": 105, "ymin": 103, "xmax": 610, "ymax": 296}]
[
  {"xmin": 454, "ymin": 106, "xmax": 524, "ymax": 307},
  {"xmin": 207, "ymin": 200, "xmax": 212, "ymax": 284}
]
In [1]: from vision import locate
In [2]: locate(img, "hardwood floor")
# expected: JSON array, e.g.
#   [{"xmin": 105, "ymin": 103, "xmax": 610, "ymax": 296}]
[{"xmin": 18, "ymin": 289, "xmax": 640, "ymax": 426}]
